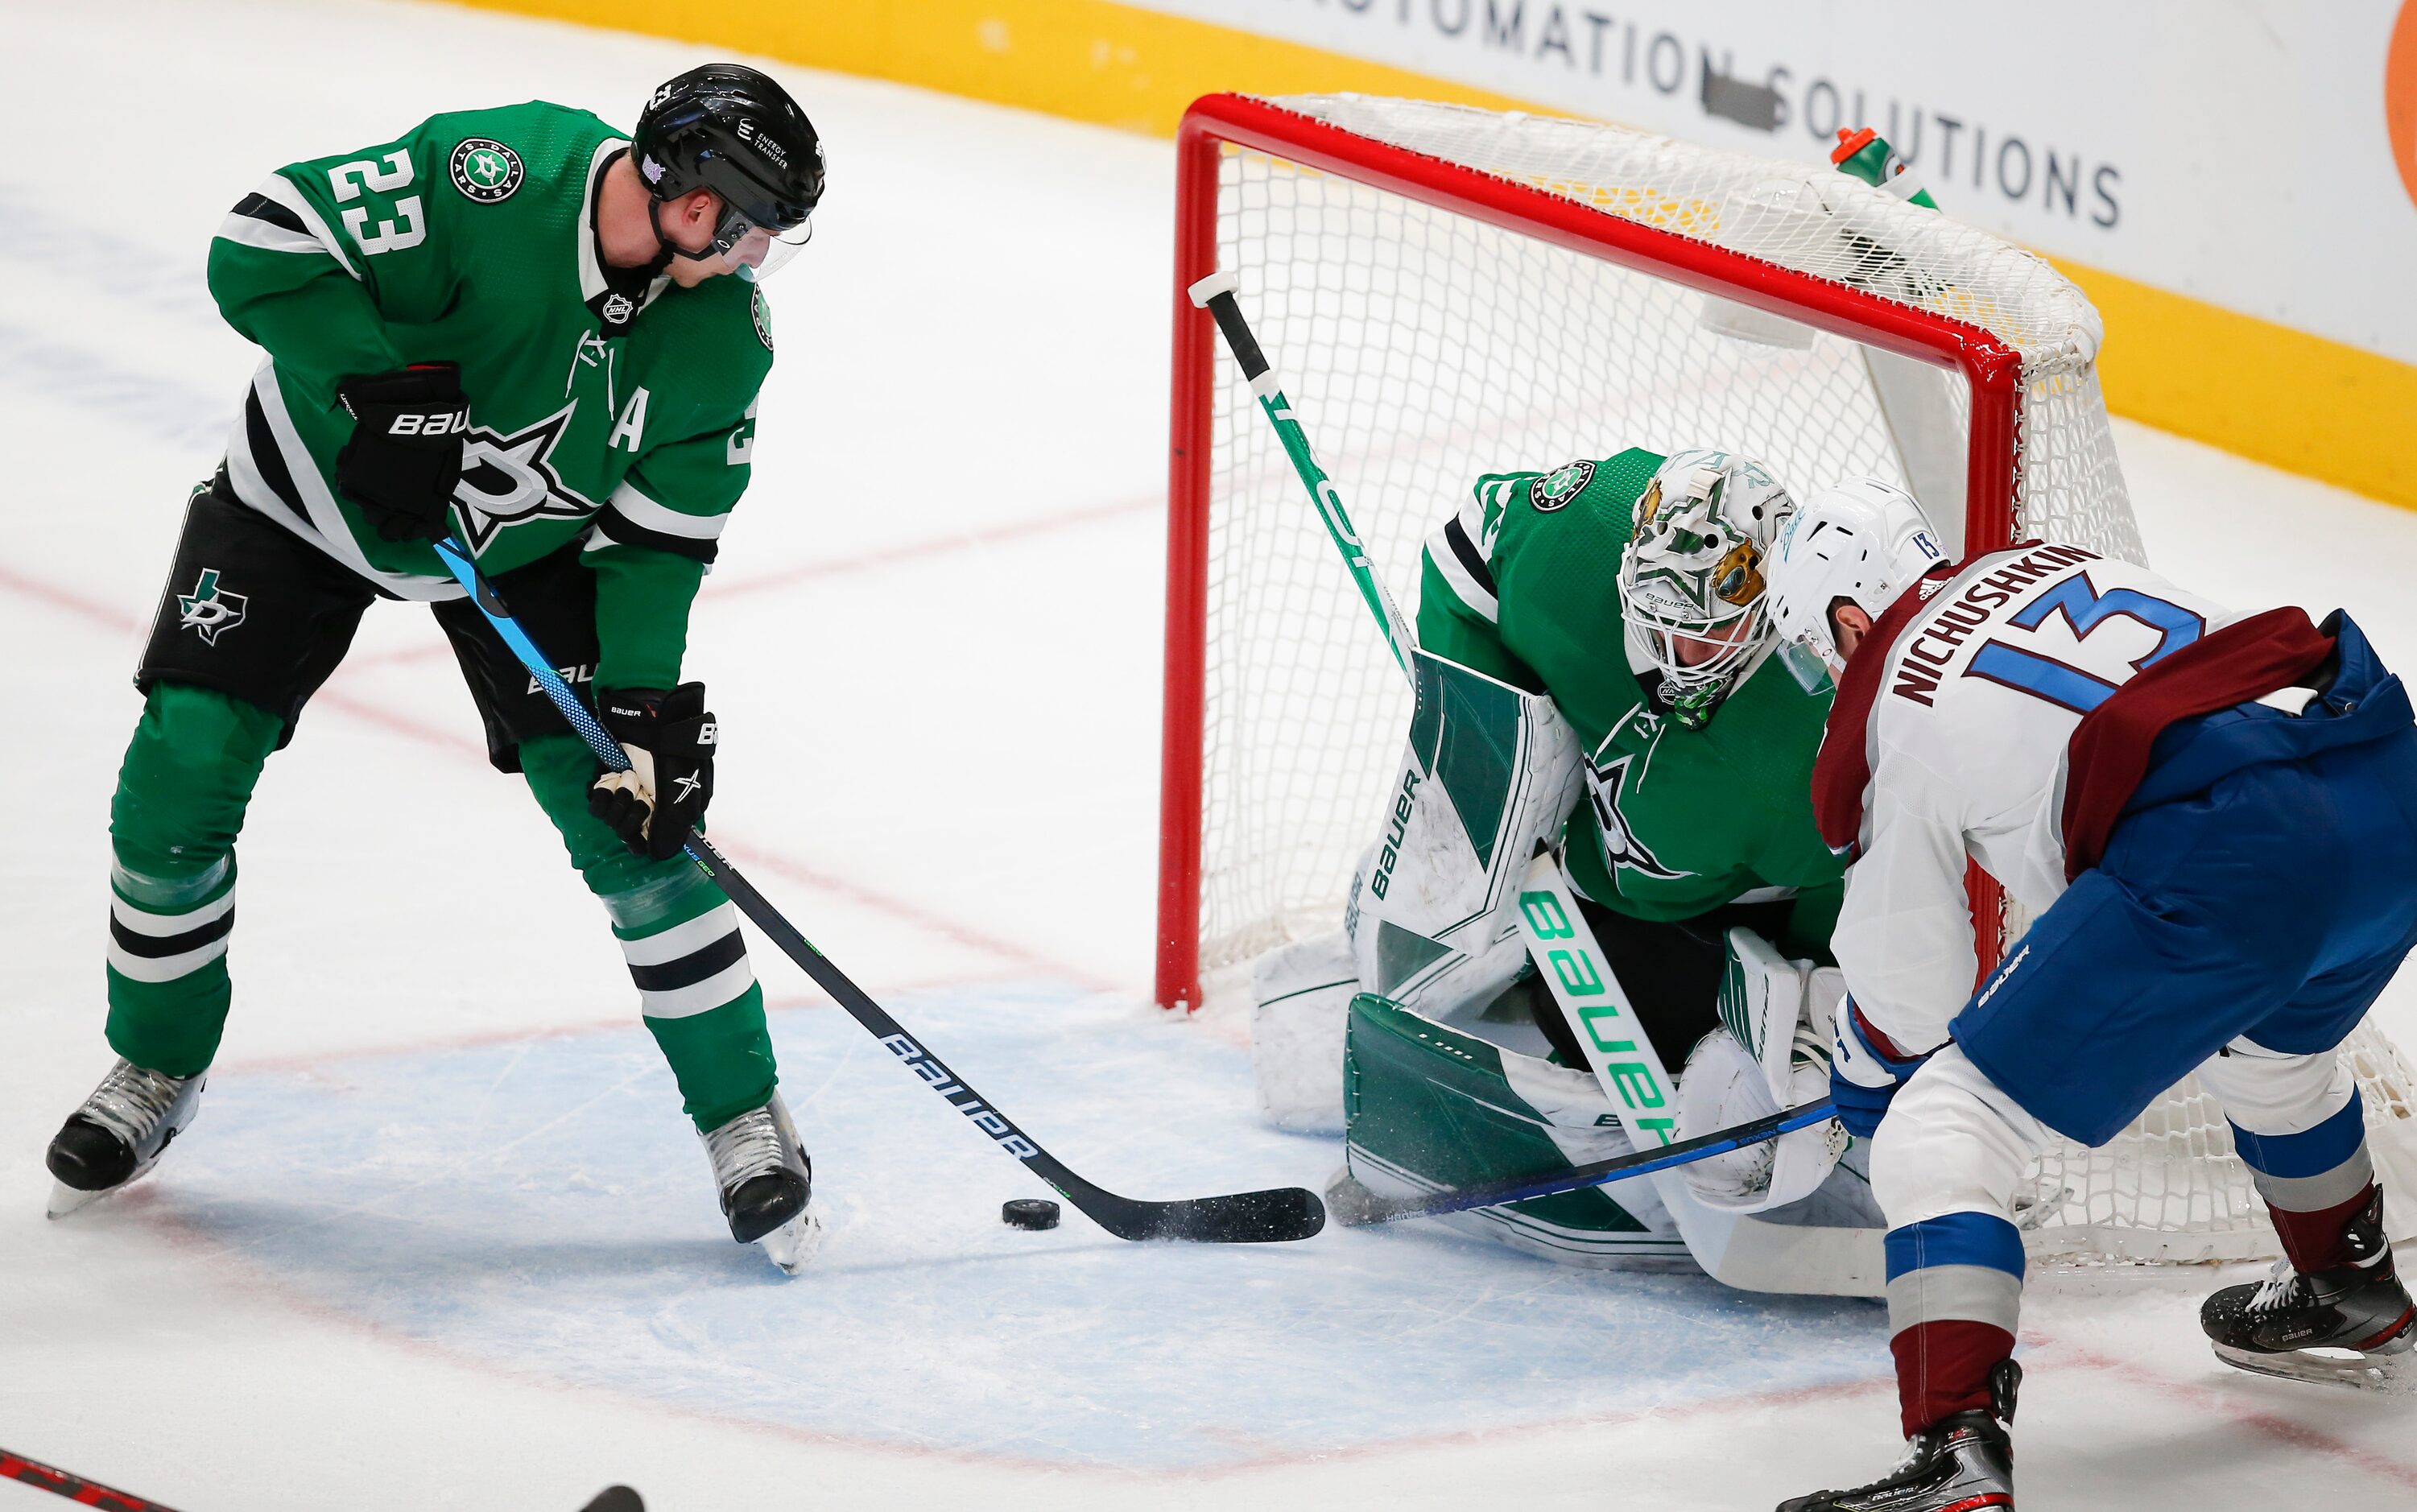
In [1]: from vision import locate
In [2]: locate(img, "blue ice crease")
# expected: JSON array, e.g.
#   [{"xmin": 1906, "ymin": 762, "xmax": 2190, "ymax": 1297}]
[{"xmin": 153, "ymin": 983, "xmax": 1886, "ymax": 1469}]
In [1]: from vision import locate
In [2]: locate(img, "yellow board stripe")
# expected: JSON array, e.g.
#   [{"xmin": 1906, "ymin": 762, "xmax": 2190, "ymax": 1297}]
[
  {"xmin": 2063, "ymin": 258, "xmax": 2417, "ymax": 510},
  {"xmin": 437, "ymin": 0, "xmax": 2417, "ymax": 511}
]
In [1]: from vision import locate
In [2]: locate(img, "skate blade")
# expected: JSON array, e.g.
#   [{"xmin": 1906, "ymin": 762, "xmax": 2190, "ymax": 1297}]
[
  {"xmin": 2212, "ymin": 1339, "xmax": 2417, "ymax": 1395},
  {"xmin": 758, "ymin": 1209, "xmax": 823, "ymax": 1275},
  {"xmin": 45, "ymin": 1179, "xmax": 102, "ymax": 1220}
]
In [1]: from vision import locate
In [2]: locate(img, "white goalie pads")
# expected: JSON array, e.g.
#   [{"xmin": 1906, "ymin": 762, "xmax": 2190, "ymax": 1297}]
[
  {"xmin": 1347, "ymin": 650, "xmax": 1584, "ymax": 1008},
  {"xmin": 1252, "ymin": 650, "xmax": 1584, "ymax": 1130},
  {"xmin": 1676, "ymin": 928, "xmax": 1853, "ymax": 1214}
]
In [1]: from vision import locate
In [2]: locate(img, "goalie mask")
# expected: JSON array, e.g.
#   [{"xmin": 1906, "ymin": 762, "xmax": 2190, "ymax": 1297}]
[{"xmin": 1617, "ymin": 449, "xmax": 1794, "ymax": 729}]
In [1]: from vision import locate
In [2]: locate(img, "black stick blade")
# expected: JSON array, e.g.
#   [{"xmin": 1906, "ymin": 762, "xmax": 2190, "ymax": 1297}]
[
  {"xmin": 1124, "ymin": 1185, "xmax": 1326, "ymax": 1243},
  {"xmin": 581, "ymin": 1489, "xmax": 644, "ymax": 1512}
]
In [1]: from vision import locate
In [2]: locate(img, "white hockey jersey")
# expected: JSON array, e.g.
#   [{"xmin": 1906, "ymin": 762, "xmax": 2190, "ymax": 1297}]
[{"xmin": 1810, "ymin": 543, "xmax": 2251, "ymax": 1052}]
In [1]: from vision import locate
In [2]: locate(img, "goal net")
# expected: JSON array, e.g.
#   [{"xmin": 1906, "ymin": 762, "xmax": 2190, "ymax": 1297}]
[{"xmin": 1158, "ymin": 93, "xmax": 2417, "ymax": 1263}]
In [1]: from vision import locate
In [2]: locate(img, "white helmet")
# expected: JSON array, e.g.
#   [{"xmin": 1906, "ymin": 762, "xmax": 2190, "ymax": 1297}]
[
  {"xmin": 1618, "ymin": 448, "xmax": 1795, "ymax": 729},
  {"xmin": 1766, "ymin": 477, "xmax": 1947, "ymax": 669}
]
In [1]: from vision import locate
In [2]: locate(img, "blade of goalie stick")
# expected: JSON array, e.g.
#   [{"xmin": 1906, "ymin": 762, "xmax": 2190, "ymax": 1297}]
[
  {"xmin": 1, "ymin": 1447, "xmax": 184, "ymax": 1512},
  {"xmin": 431, "ymin": 539, "xmax": 1325, "ymax": 1246},
  {"xmin": 1332, "ymin": 1099, "xmax": 1839, "ymax": 1226}
]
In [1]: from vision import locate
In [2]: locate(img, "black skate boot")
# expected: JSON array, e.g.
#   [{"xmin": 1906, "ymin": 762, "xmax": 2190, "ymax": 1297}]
[
  {"xmin": 1779, "ymin": 1361, "xmax": 2018, "ymax": 1510},
  {"xmin": 701, "ymin": 1091, "xmax": 820, "ymax": 1274},
  {"xmin": 45, "ymin": 1059, "xmax": 208, "ymax": 1218},
  {"xmin": 2200, "ymin": 1191, "xmax": 2414, "ymax": 1393}
]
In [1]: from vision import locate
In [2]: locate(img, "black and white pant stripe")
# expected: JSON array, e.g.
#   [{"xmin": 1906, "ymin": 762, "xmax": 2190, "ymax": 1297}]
[
  {"xmin": 620, "ymin": 902, "xmax": 757, "ymax": 1018},
  {"xmin": 106, "ymin": 888, "xmax": 237, "ymax": 984}
]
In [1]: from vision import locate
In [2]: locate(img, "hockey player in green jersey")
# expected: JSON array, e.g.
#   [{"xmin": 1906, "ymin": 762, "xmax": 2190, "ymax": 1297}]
[
  {"xmin": 44, "ymin": 65, "xmax": 828, "ymax": 1271},
  {"xmin": 1257, "ymin": 448, "xmax": 1878, "ymax": 1286}
]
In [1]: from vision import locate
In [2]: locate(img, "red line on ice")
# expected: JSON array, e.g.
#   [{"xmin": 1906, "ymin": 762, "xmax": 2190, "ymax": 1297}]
[
  {"xmin": 0, "ymin": 563, "xmax": 1112, "ymax": 991},
  {"xmin": 337, "ymin": 492, "xmax": 1157, "ymax": 671}
]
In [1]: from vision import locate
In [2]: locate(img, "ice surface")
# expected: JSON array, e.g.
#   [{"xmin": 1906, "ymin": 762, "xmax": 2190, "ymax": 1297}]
[
  {"xmin": 147, "ymin": 987, "xmax": 1881, "ymax": 1470},
  {"xmin": 4, "ymin": 2, "xmax": 2417, "ymax": 1510}
]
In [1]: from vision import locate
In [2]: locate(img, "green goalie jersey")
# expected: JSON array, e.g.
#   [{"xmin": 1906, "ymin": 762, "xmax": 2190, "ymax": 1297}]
[
  {"xmin": 1417, "ymin": 448, "xmax": 1845, "ymax": 953},
  {"xmin": 206, "ymin": 99, "xmax": 773, "ymax": 688}
]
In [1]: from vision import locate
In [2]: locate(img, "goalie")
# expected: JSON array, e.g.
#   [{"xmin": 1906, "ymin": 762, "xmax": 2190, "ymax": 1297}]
[{"xmin": 1254, "ymin": 446, "xmax": 1883, "ymax": 1287}]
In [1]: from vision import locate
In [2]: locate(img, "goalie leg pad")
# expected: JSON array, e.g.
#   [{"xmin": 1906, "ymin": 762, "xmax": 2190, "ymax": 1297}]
[
  {"xmin": 1250, "ymin": 929, "xmax": 1358, "ymax": 1134},
  {"xmin": 1344, "ymin": 994, "xmax": 1689, "ymax": 1269}
]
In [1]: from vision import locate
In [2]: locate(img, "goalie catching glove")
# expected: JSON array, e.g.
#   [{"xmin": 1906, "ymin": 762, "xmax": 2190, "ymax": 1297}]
[{"xmin": 589, "ymin": 684, "xmax": 717, "ymax": 860}]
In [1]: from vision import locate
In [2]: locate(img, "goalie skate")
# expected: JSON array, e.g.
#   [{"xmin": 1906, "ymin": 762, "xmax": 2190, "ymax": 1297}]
[
  {"xmin": 2200, "ymin": 1194, "xmax": 2415, "ymax": 1394},
  {"xmin": 45, "ymin": 1059, "xmax": 208, "ymax": 1218},
  {"xmin": 702, "ymin": 1091, "xmax": 821, "ymax": 1274}
]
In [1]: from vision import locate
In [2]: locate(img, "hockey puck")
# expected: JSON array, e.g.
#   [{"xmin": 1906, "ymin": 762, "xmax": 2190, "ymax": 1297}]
[
  {"xmin": 580, "ymin": 1489, "xmax": 643, "ymax": 1512},
  {"xmin": 1002, "ymin": 1197, "xmax": 1061, "ymax": 1230}
]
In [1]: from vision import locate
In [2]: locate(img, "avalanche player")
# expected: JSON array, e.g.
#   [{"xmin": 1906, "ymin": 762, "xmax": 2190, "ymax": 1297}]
[
  {"xmin": 1764, "ymin": 478, "xmax": 2417, "ymax": 1509},
  {"xmin": 43, "ymin": 67, "xmax": 828, "ymax": 1270}
]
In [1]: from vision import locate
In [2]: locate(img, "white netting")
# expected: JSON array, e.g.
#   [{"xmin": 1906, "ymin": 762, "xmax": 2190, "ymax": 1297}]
[
  {"xmin": 1194, "ymin": 94, "xmax": 2138, "ymax": 975},
  {"xmin": 1181, "ymin": 95, "xmax": 2417, "ymax": 1263}
]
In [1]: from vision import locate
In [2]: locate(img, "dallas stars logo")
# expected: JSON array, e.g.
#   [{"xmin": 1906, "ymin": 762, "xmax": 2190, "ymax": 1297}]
[
  {"xmin": 1587, "ymin": 751, "xmax": 1692, "ymax": 882},
  {"xmin": 1530, "ymin": 457, "xmax": 1593, "ymax": 512},
  {"xmin": 177, "ymin": 568, "xmax": 247, "ymax": 645},
  {"xmin": 449, "ymin": 138, "xmax": 524, "ymax": 204},
  {"xmin": 448, "ymin": 403, "xmax": 599, "ymax": 549}
]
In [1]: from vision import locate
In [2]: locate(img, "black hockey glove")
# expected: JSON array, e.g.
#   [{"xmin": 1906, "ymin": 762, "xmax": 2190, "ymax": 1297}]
[
  {"xmin": 335, "ymin": 364, "xmax": 470, "ymax": 543},
  {"xmin": 589, "ymin": 684, "xmax": 717, "ymax": 861}
]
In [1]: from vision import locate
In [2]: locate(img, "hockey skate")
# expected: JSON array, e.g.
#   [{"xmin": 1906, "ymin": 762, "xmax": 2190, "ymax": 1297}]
[
  {"xmin": 1779, "ymin": 1362, "xmax": 2018, "ymax": 1511},
  {"xmin": 45, "ymin": 1059, "xmax": 208, "ymax": 1218},
  {"xmin": 702, "ymin": 1092, "xmax": 820, "ymax": 1274},
  {"xmin": 2200, "ymin": 1194, "xmax": 2415, "ymax": 1393}
]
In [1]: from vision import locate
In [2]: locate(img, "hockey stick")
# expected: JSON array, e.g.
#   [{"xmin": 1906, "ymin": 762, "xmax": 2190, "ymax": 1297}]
[
  {"xmin": 429, "ymin": 537, "xmax": 1323, "ymax": 1245},
  {"xmin": 1329, "ymin": 1097, "xmax": 1839, "ymax": 1225},
  {"xmin": 1188, "ymin": 271, "xmax": 1416, "ymax": 675},
  {"xmin": 2, "ymin": 1448, "xmax": 182, "ymax": 1512}
]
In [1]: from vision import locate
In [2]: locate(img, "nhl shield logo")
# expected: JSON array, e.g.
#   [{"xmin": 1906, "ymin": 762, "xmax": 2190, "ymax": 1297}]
[
  {"xmin": 450, "ymin": 138, "xmax": 524, "ymax": 204},
  {"xmin": 601, "ymin": 291, "xmax": 637, "ymax": 326},
  {"xmin": 177, "ymin": 568, "xmax": 247, "ymax": 646}
]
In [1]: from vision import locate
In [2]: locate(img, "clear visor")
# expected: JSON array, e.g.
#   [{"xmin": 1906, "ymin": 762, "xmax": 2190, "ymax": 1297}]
[{"xmin": 703, "ymin": 204, "xmax": 814, "ymax": 282}]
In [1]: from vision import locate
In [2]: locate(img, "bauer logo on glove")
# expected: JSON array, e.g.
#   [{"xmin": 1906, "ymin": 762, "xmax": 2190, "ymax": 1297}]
[{"xmin": 589, "ymin": 683, "xmax": 718, "ymax": 859}]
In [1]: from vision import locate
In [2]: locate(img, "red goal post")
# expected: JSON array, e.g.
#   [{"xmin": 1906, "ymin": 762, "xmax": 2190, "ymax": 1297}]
[{"xmin": 1157, "ymin": 92, "xmax": 2024, "ymax": 1016}]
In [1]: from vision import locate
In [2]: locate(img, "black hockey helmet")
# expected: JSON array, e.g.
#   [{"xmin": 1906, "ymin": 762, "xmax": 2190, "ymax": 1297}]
[{"xmin": 633, "ymin": 64, "xmax": 824, "ymax": 279}]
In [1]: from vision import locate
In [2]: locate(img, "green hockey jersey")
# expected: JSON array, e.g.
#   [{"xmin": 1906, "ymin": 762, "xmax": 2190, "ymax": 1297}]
[
  {"xmin": 1417, "ymin": 448, "xmax": 1845, "ymax": 952},
  {"xmin": 206, "ymin": 100, "xmax": 774, "ymax": 689}
]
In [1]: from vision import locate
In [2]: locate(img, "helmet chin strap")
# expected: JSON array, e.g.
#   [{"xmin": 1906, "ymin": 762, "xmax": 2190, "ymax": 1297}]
[{"xmin": 647, "ymin": 197, "xmax": 715, "ymax": 271}]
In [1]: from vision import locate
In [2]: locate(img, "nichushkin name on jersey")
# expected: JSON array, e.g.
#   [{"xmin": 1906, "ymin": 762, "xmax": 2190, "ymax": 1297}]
[{"xmin": 1893, "ymin": 543, "xmax": 2101, "ymax": 707}]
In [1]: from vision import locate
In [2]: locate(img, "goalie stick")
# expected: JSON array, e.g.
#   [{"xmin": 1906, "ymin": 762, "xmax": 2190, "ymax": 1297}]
[
  {"xmin": 1189, "ymin": 271, "xmax": 1837, "ymax": 1220},
  {"xmin": 430, "ymin": 537, "xmax": 1323, "ymax": 1246},
  {"xmin": 1327, "ymin": 1097, "xmax": 1840, "ymax": 1225}
]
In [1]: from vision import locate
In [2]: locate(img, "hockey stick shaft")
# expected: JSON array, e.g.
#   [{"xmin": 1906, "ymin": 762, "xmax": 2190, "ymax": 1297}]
[
  {"xmin": 1188, "ymin": 272, "xmax": 1416, "ymax": 680},
  {"xmin": 429, "ymin": 538, "xmax": 1321, "ymax": 1245},
  {"xmin": 1343, "ymin": 1097, "xmax": 1839, "ymax": 1225},
  {"xmin": 1, "ymin": 1448, "xmax": 182, "ymax": 1512}
]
